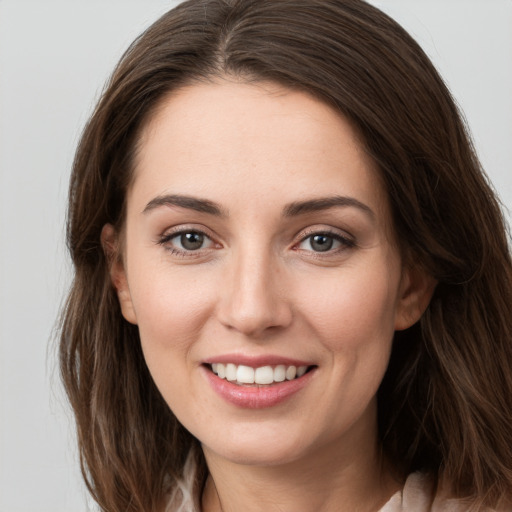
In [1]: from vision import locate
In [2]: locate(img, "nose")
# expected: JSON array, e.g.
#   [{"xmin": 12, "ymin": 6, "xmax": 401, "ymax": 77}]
[{"xmin": 217, "ymin": 249, "xmax": 293, "ymax": 338}]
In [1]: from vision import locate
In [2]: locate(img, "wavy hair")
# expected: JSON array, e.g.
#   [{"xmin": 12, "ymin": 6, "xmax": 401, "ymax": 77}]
[{"xmin": 60, "ymin": 0, "xmax": 512, "ymax": 510}]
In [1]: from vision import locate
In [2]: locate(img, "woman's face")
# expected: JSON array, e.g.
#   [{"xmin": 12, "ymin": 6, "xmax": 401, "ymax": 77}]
[{"xmin": 108, "ymin": 81, "xmax": 428, "ymax": 467}]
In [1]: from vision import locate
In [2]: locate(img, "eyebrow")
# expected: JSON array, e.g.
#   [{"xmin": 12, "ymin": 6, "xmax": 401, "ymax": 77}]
[
  {"xmin": 142, "ymin": 194, "xmax": 227, "ymax": 216},
  {"xmin": 283, "ymin": 195, "xmax": 374, "ymax": 218},
  {"xmin": 142, "ymin": 193, "xmax": 374, "ymax": 219}
]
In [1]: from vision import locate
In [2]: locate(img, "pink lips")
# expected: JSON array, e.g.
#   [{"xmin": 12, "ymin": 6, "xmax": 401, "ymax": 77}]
[{"xmin": 201, "ymin": 354, "xmax": 316, "ymax": 409}]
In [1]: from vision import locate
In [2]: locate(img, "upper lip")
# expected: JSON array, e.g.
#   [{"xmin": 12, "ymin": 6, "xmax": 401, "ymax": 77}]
[{"xmin": 203, "ymin": 354, "xmax": 314, "ymax": 367}]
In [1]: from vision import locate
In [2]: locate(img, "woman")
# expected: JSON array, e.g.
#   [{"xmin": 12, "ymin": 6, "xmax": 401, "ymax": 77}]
[{"xmin": 59, "ymin": 0, "xmax": 512, "ymax": 510}]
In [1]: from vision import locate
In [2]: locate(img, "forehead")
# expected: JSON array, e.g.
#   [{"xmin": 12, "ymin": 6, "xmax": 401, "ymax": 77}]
[{"xmin": 130, "ymin": 80, "xmax": 390, "ymax": 222}]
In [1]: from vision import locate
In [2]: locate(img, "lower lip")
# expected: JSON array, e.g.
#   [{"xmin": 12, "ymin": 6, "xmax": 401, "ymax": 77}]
[{"xmin": 202, "ymin": 366, "xmax": 316, "ymax": 409}]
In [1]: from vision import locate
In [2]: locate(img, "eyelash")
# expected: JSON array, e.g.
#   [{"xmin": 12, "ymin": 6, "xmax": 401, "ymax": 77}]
[
  {"xmin": 157, "ymin": 227, "xmax": 356, "ymax": 258},
  {"xmin": 157, "ymin": 227, "xmax": 217, "ymax": 258},
  {"xmin": 293, "ymin": 229, "xmax": 356, "ymax": 256}
]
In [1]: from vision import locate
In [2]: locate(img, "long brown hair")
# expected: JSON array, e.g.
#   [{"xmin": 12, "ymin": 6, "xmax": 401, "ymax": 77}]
[{"xmin": 60, "ymin": 1, "xmax": 512, "ymax": 510}]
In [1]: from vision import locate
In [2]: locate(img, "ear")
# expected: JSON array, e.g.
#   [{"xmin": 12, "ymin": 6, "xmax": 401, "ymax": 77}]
[
  {"xmin": 394, "ymin": 264, "xmax": 437, "ymax": 331},
  {"xmin": 101, "ymin": 224, "xmax": 138, "ymax": 325}
]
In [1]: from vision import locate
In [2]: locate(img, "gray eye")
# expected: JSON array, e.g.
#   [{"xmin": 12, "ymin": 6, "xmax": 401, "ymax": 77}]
[
  {"xmin": 309, "ymin": 234, "xmax": 334, "ymax": 252},
  {"xmin": 297, "ymin": 232, "xmax": 346, "ymax": 253},
  {"xmin": 179, "ymin": 232, "xmax": 205, "ymax": 250}
]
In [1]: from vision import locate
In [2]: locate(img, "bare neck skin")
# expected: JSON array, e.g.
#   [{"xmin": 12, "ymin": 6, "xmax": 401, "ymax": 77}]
[{"xmin": 201, "ymin": 402, "xmax": 400, "ymax": 512}]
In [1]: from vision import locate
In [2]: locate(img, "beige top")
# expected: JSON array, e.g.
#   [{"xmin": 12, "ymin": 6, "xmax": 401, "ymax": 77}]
[
  {"xmin": 168, "ymin": 470, "xmax": 479, "ymax": 512},
  {"xmin": 381, "ymin": 473, "xmax": 470, "ymax": 511}
]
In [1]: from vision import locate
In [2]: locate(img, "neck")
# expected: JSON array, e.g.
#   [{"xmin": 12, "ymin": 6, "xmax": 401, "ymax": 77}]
[{"xmin": 201, "ymin": 420, "xmax": 400, "ymax": 512}]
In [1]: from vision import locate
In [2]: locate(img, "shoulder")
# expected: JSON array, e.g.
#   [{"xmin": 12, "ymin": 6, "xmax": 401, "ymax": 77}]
[{"xmin": 380, "ymin": 473, "xmax": 511, "ymax": 512}]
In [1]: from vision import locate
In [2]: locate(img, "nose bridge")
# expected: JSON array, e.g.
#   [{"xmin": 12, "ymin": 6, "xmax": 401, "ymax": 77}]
[{"xmin": 218, "ymin": 240, "xmax": 291, "ymax": 337}]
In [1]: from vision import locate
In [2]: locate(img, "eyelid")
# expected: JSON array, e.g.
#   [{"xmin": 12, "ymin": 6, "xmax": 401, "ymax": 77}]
[
  {"xmin": 293, "ymin": 226, "xmax": 356, "ymax": 253},
  {"xmin": 159, "ymin": 223, "xmax": 217, "ymax": 239},
  {"xmin": 157, "ymin": 224, "xmax": 221, "ymax": 255},
  {"xmin": 295, "ymin": 225, "xmax": 355, "ymax": 243}
]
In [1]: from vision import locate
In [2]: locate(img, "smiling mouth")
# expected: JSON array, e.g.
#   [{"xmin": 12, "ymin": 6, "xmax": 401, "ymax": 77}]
[{"xmin": 207, "ymin": 363, "xmax": 315, "ymax": 386}]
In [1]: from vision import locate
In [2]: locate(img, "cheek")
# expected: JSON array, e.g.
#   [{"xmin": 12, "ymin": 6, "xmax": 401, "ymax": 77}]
[
  {"xmin": 296, "ymin": 264, "xmax": 400, "ymax": 352},
  {"xmin": 293, "ymin": 263, "xmax": 400, "ymax": 432},
  {"xmin": 126, "ymin": 264, "xmax": 219, "ymax": 420},
  {"xmin": 127, "ymin": 261, "xmax": 216, "ymax": 362}
]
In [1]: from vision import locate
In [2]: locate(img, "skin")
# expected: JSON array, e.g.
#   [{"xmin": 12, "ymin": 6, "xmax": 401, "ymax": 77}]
[{"xmin": 103, "ymin": 80, "xmax": 435, "ymax": 511}]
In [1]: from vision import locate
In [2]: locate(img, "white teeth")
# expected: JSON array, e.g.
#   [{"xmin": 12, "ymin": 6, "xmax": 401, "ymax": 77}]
[
  {"xmin": 225, "ymin": 363, "xmax": 237, "ymax": 381},
  {"xmin": 274, "ymin": 365, "xmax": 286, "ymax": 382},
  {"xmin": 297, "ymin": 366, "xmax": 307, "ymax": 377},
  {"xmin": 236, "ymin": 365, "xmax": 255, "ymax": 384},
  {"xmin": 254, "ymin": 366, "xmax": 274, "ymax": 385},
  {"xmin": 211, "ymin": 363, "xmax": 310, "ymax": 384},
  {"xmin": 285, "ymin": 366, "xmax": 297, "ymax": 380}
]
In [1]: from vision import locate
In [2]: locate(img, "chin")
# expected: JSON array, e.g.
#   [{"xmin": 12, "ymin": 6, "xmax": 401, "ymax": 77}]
[
  {"xmin": 206, "ymin": 444, "xmax": 305, "ymax": 467},
  {"xmin": 199, "ymin": 422, "xmax": 317, "ymax": 468}
]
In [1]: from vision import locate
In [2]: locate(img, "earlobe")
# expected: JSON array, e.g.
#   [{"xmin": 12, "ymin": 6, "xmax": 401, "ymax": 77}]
[
  {"xmin": 101, "ymin": 224, "xmax": 138, "ymax": 325},
  {"xmin": 394, "ymin": 265, "xmax": 437, "ymax": 331}
]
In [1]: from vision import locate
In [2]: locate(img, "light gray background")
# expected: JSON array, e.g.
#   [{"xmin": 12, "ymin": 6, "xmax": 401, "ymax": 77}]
[{"xmin": 0, "ymin": 1, "xmax": 510, "ymax": 511}]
